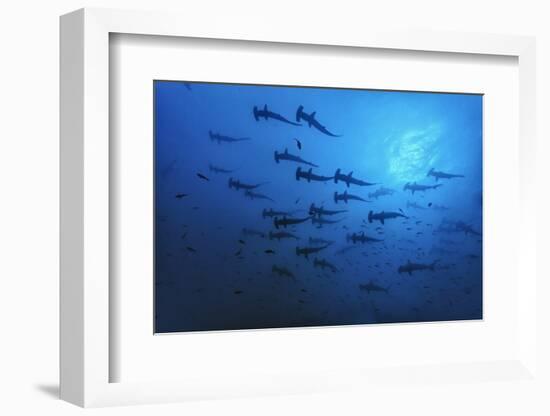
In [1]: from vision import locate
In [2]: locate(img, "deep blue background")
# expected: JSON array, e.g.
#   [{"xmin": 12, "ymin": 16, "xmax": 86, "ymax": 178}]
[{"xmin": 154, "ymin": 81, "xmax": 483, "ymax": 333}]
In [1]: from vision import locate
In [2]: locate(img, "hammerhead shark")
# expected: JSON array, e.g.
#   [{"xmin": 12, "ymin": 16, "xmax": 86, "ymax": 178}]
[
  {"xmin": 398, "ymin": 260, "xmax": 439, "ymax": 275},
  {"xmin": 333, "ymin": 190, "xmax": 370, "ymax": 204},
  {"xmin": 272, "ymin": 265, "xmax": 295, "ymax": 280},
  {"xmin": 359, "ymin": 281, "xmax": 389, "ymax": 294},
  {"xmin": 228, "ymin": 178, "xmax": 266, "ymax": 191},
  {"xmin": 313, "ymin": 257, "xmax": 338, "ymax": 273},
  {"xmin": 368, "ymin": 210, "xmax": 408, "ymax": 224},
  {"xmin": 295, "ymin": 243, "xmax": 330, "ymax": 259},
  {"xmin": 309, "ymin": 203, "xmax": 347, "ymax": 217},
  {"xmin": 269, "ymin": 231, "xmax": 300, "ymax": 241},
  {"xmin": 245, "ymin": 190, "xmax": 274, "ymax": 202},
  {"xmin": 403, "ymin": 182, "xmax": 442, "ymax": 194},
  {"xmin": 427, "ymin": 168, "xmax": 465, "ymax": 181},
  {"xmin": 209, "ymin": 130, "xmax": 251, "ymax": 143},
  {"xmin": 296, "ymin": 105, "xmax": 341, "ymax": 137},
  {"xmin": 209, "ymin": 163, "xmax": 235, "ymax": 174},
  {"xmin": 346, "ymin": 232, "xmax": 383, "ymax": 244},
  {"xmin": 334, "ymin": 169, "xmax": 377, "ymax": 187},
  {"xmin": 274, "ymin": 216, "xmax": 311, "ymax": 229},
  {"xmin": 368, "ymin": 187, "xmax": 396, "ymax": 200},
  {"xmin": 262, "ymin": 208, "xmax": 293, "ymax": 219},
  {"xmin": 253, "ymin": 105, "xmax": 301, "ymax": 126},
  {"xmin": 295, "ymin": 167, "xmax": 333, "ymax": 183},
  {"xmin": 274, "ymin": 148, "xmax": 318, "ymax": 167},
  {"xmin": 455, "ymin": 221, "xmax": 482, "ymax": 236}
]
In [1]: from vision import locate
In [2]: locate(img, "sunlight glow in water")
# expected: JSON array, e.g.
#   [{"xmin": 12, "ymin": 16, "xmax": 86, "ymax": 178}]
[{"xmin": 387, "ymin": 124, "xmax": 441, "ymax": 183}]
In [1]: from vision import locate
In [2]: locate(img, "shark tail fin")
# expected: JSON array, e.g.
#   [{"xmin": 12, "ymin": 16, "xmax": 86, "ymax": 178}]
[
  {"xmin": 334, "ymin": 168, "xmax": 340, "ymax": 184},
  {"xmin": 274, "ymin": 151, "xmax": 279, "ymax": 163},
  {"xmin": 403, "ymin": 182, "xmax": 409, "ymax": 191},
  {"xmin": 295, "ymin": 247, "xmax": 300, "ymax": 256},
  {"xmin": 274, "ymin": 218, "xmax": 279, "ymax": 230},
  {"xmin": 333, "ymin": 192, "xmax": 338, "ymax": 204},
  {"xmin": 253, "ymin": 106, "xmax": 259, "ymax": 122},
  {"xmin": 296, "ymin": 105, "xmax": 304, "ymax": 122},
  {"xmin": 427, "ymin": 168, "xmax": 434, "ymax": 177},
  {"xmin": 368, "ymin": 211, "xmax": 373, "ymax": 223},
  {"xmin": 295, "ymin": 167, "xmax": 301, "ymax": 181}
]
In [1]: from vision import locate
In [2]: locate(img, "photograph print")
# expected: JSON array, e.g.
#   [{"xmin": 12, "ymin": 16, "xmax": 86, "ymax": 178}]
[{"xmin": 154, "ymin": 80, "xmax": 482, "ymax": 333}]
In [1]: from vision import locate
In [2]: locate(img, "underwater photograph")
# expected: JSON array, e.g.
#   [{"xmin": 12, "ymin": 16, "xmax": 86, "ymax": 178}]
[{"xmin": 154, "ymin": 80, "xmax": 483, "ymax": 333}]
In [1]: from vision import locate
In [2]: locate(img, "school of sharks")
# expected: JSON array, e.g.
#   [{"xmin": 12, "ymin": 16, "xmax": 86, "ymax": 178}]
[{"xmin": 154, "ymin": 81, "xmax": 483, "ymax": 333}]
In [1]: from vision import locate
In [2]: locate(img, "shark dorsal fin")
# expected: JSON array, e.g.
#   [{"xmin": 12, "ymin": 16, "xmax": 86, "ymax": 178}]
[
  {"xmin": 311, "ymin": 111, "xmax": 316, "ymax": 119},
  {"xmin": 264, "ymin": 104, "xmax": 268, "ymax": 112},
  {"xmin": 349, "ymin": 171, "xmax": 353, "ymax": 177},
  {"xmin": 308, "ymin": 168, "xmax": 312, "ymax": 174},
  {"xmin": 284, "ymin": 148, "xmax": 288, "ymax": 153}
]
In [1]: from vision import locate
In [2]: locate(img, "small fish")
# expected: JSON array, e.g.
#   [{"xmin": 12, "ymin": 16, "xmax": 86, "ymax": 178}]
[
  {"xmin": 294, "ymin": 138, "xmax": 302, "ymax": 150},
  {"xmin": 264, "ymin": 249, "xmax": 275, "ymax": 254},
  {"xmin": 234, "ymin": 249, "xmax": 242, "ymax": 256},
  {"xmin": 295, "ymin": 198, "xmax": 301, "ymax": 204},
  {"xmin": 238, "ymin": 239, "xmax": 245, "ymax": 244},
  {"xmin": 175, "ymin": 193, "xmax": 188, "ymax": 199},
  {"xmin": 196, "ymin": 173, "xmax": 210, "ymax": 181},
  {"xmin": 186, "ymin": 246, "xmax": 196, "ymax": 253},
  {"xmin": 233, "ymin": 290, "xmax": 243, "ymax": 295}
]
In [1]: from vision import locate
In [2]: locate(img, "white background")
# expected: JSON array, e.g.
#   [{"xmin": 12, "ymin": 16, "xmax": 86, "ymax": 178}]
[{"xmin": 0, "ymin": 1, "xmax": 548, "ymax": 415}]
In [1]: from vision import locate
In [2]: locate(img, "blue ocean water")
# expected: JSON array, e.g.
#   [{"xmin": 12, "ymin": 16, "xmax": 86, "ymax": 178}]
[{"xmin": 154, "ymin": 80, "xmax": 482, "ymax": 333}]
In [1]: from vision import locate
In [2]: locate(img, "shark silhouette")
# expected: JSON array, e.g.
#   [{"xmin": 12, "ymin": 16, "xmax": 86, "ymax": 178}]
[
  {"xmin": 253, "ymin": 104, "xmax": 301, "ymax": 126},
  {"xmin": 296, "ymin": 105, "xmax": 341, "ymax": 137}
]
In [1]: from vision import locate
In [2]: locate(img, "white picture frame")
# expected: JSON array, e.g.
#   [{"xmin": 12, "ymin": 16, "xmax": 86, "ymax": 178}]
[{"xmin": 60, "ymin": 8, "xmax": 538, "ymax": 408}]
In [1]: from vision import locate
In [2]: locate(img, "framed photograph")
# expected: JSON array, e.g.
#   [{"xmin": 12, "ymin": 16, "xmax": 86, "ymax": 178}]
[
  {"xmin": 60, "ymin": 8, "xmax": 538, "ymax": 408},
  {"xmin": 153, "ymin": 80, "xmax": 483, "ymax": 334}
]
